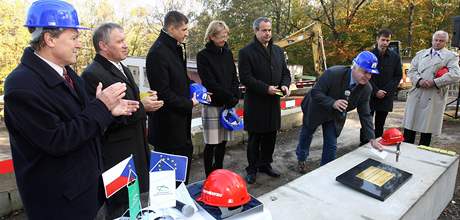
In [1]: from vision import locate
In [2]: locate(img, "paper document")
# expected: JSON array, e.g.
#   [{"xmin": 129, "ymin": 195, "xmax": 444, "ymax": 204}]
[
  {"xmin": 176, "ymin": 182, "xmax": 198, "ymax": 212},
  {"xmin": 370, "ymin": 147, "xmax": 388, "ymax": 160},
  {"xmin": 149, "ymin": 170, "xmax": 176, "ymax": 210}
]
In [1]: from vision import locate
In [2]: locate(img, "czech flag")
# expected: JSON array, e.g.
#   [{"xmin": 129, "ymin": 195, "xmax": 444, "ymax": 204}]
[{"xmin": 102, "ymin": 155, "xmax": 137, "ymax": 198}]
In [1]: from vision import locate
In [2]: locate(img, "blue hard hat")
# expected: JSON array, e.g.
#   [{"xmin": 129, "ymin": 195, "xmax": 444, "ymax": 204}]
[
  {"xmin": 190, "ymin": 83, "xmax": 210, "ymax": 105},
  {"xmin": 25, "ymin": 0, "xmax": 88, "ymax": 29},
  {"xmin": 220, "ymin": 108, "xmax": 244, "ymax": 131},
  {"xmin": 353, "ymin": 51, "xmax": 379, "ymax": 74}
]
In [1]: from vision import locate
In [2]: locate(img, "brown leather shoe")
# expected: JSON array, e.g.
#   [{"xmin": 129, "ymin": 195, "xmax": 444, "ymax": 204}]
[{"xmin": 298, "ymin": 160, "xmax": 308, "ymax": 174}]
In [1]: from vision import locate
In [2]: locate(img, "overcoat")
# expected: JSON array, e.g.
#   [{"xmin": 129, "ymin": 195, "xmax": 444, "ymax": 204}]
[
  {"xmin": 146, "ymin": 30, "xmax": 193, "ymax": 151},
  {"xmin": 4, "ymin": 47, "xmax": 113, "ymax": 219},
  {"xmin": 238, "ymin": 37, "xmax": 291, "ymax": 133},
  {"xmin": 82, "ymin": 54, "xmax": 150, "ymax": 194},
  {"xmin": 369, "ymin": 47, "xmax": 402, "ymax": 112},
  {"xmin": 403, "ymin": 48, "xmax": 460, "ymax": 134},
  {"xmin": 197, "ymin": 42, "xmax": 240, "ymax": 107}
]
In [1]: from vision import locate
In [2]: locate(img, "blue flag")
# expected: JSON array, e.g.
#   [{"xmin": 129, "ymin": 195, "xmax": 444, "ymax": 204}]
[{"xmin": 150, "ymin": 151, "xmax": 188, "ymax": 182}]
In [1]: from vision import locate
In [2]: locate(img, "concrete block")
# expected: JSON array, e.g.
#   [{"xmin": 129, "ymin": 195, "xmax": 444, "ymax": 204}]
[
  {"xmin": 258, "ymin": 143, "xmax": 459, "ymax": 220},
  {"xmin": 0, "ymin": 191, "xmax": 11, "ymax": 217},
  {"xmin": 9, "ymin": 189, "xmax": 22, "ymax": 211},
  {"xmin": 280, "ymin": 108, "xmax": 303, "ymax": 130},
  {"xmin": 0, "ymin": 173, "xmax": 17, "ymax": 192}
]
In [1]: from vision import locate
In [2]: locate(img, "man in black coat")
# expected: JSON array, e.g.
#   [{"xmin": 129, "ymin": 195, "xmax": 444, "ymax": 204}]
[
  {"xmin": 360, "ymin": 29, "xmax": 402, "ymax": 144},
  {"xmin": 4, "ymin": 1, "xmax": 139, "ymax": 219},
  {"xmin": 146, "ymin": 11, "xmax": 198, "ymax": 184},
  {"xmin": 238, "ymin": 17, "xmax": 291, "ymax": 184},
  {"xmin": 296, "ymin": 51, "xmax": 384, "ymax": 173},
  {"xmin": 82, "ymin": 23, "xmax": 164, "ymax": 218}
]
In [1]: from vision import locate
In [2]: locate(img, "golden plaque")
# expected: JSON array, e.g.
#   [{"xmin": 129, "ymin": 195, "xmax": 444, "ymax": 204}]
[{"xmin": 356, "ymin": 166, "xmax": 395, "ymax": 187}]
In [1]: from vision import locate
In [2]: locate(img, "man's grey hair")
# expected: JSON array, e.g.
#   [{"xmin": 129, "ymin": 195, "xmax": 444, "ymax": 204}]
[
  {"xmin": 29, "ymin": 28, "xmax": 65, "ymax": 51},
  {"xmin": 93, "ymin": 22, "xmax": 123, "ymax": 53},
  {"xmin": 432, "ymin": 30, "xmax": 449, "ymax": 40},
  {"xmin": 351, "ymin": 62, "xmax": 359, "ymax": 70},
  {"xmin": 253, "ymin": 17, "xmax": 271, "ymax": 31}
]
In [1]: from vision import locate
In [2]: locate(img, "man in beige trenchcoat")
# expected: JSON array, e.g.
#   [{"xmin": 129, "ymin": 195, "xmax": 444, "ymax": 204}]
[{"xmin": 403, "ymin": 30, "xmax": 460, "ymax": 146}]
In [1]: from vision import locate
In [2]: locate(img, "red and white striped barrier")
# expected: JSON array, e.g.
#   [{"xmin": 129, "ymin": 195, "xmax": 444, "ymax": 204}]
[
  {"xmin": 0, "ymin": 159, "xmax": 13, "ymax": 174},
  {"xmin": 235, "ymin": 96, "xmax": 303, "ymax": 117},
  {"xmin": 280, "ymin": 97, "xmax": 303, "ymax": 110}
]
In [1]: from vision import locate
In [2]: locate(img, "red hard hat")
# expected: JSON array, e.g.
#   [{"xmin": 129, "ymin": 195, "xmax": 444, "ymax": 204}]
[
  {"xmin": 197, "ymin": 169, "xmax": 251, "ymax": 207},
  {"xmin": 435, "ymin": 66, "xmax": 448, "ymax": 78},
  {"xmin": 379, "ymin": 128, "xmax": 404, "ymax": 145}
]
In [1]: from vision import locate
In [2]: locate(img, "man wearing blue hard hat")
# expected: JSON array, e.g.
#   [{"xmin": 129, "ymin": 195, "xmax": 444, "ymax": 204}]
[
  {"xmin": 4, "ymin": 1, "xmax": 139, "ymax": 219},
  {"xmin": 296, "ymin": 51, "xmax": 384, "ymax": 173}
]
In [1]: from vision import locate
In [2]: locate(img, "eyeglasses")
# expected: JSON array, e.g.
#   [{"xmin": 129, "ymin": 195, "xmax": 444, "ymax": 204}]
[{"xmin": 213, "ymin": 34, "xmax": 229, "ymax": 40}]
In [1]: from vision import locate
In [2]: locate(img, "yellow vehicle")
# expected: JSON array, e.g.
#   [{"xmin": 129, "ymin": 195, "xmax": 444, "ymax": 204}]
[
  {"xmin": 400, "ymin": 62, "xmax": 412, "ymax": 90},
  {"xmin": 274, "ymin": 22, "xmax": 327, "ymax": 88}
]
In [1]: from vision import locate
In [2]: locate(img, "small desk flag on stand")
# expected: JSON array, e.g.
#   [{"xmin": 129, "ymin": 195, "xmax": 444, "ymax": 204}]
[
  {"xmin": 102, "ymin": 155, "xmax": 137, "ymax": 198},
  {"xmin": 150, "ymin": 151, "xmax": 188, "ymax": 182},
  {"xmin": 128, "ymin": 178, "xmax": 141, "ymax": 220}
]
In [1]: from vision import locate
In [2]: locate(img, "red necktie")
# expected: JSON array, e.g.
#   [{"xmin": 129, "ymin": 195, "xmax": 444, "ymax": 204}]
[{"xmin": 63, "ymin": 68, "xmax": 74, "ymax": 89}]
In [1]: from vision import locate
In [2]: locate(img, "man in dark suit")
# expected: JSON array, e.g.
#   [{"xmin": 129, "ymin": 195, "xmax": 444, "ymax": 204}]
[
  {"xmin": 146, "ymin": 11, "xmax": 198, "ymax": 184},
  {"xmin": 360, "ymin": 29, "xmax": 402, "ymax": 145},
  {"xmin": 82, "ymin": 23, "xmax": 164, "ymax": 218},
  {"xmin": 296, "ymin": 51, "xmax": 384, "ymax": 173},
  {"xmin": 238, "ymin": 17, "xmax": 291, "ymax": 184},
  {"xmin": 4, "ymin": 1, "xmax": 139, "ymax": 219}
]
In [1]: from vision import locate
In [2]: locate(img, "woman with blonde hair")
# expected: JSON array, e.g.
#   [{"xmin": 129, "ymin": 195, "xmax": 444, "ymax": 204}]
[{"xmin": 197, "ymin": 20, "xmax": 241, "ymax": 176}]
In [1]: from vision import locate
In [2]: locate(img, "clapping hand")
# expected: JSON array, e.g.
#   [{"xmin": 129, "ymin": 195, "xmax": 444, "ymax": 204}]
[
  {"xmin": 96, "ymin": 82, "xmax": 139, "ymax": 116},
  {"xmin": 141, "ymin": 90, "xmax": 164, "ymax": 112}
]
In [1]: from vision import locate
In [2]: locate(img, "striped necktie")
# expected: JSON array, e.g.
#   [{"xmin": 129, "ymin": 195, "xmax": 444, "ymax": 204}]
[{"xmin": 63, "ymin": 68, "xmax": 74, "ymax": 89}]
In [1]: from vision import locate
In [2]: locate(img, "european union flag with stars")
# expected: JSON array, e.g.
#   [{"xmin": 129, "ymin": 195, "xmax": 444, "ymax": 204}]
[{"xmin": 150, "ymin": 151, "xmax": 188, "ymax": 182}]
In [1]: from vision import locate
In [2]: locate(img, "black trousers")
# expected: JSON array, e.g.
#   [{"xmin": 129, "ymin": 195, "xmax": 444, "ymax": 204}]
[
  {"xmin": 403, "ymin": 128, "xmax": 432, "ymax": 146},
  {"xmin": 203, "ymin": 141, "xmax": 227, "ymax": 177},
  {"xmin": 373, "ymin": 111, "xmax": 389, "ymax": 138},
  {"xmin": 360, "ymin": 110, "xmax": 389, "ymax": 145},
  {"xmin": 246, "ymin": 131, "xmax": 277, "ymax": 174}
]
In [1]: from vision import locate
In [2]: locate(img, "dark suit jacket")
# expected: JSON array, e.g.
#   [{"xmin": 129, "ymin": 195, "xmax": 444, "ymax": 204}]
[
  {"xmin": 4, "ymin": 47, "xmax": 113, "ymax": 219},
  {"xmin": 369, "ymin": 47, "xmax": 402, "ymax": 112},
  {"xmin": 81, "ymin": 55, "xmax": 150, "ymax": 201},
  {"xmin": 146, "ymin": 30, "xmax": 193, "ymax": 152},
  {"xmin": 301, "ymin": 65, "xmax": 374, "ymax": 140},
  {"xmin": 238, "ymin": 37, "xmax": 291, "ymax": 132}
]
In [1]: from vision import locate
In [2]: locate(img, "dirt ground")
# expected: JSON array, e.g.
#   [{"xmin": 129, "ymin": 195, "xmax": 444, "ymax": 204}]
[{"xmin": 3, "ymin": 101, "xmax": 460, "ymax": 219}]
